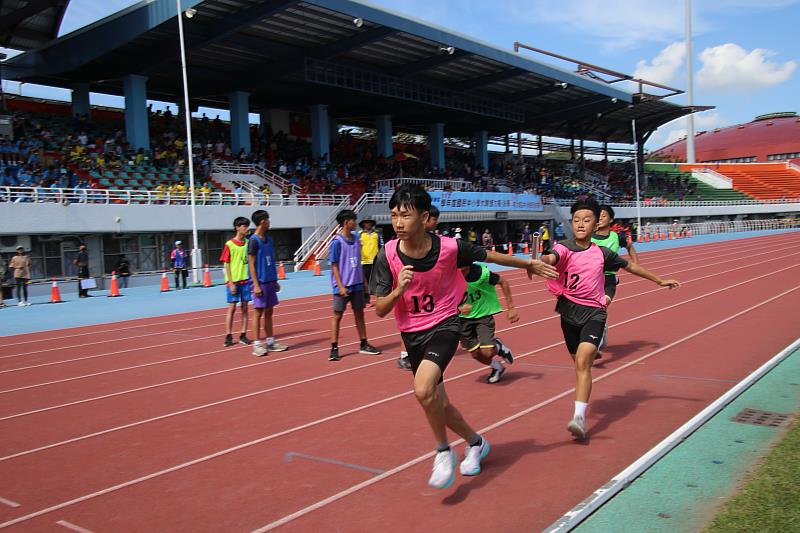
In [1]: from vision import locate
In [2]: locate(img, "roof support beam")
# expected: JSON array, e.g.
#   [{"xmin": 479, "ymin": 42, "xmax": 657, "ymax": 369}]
[
  {"xmin": 506, "ymin": 83, "xmax": 568, "ymax": 103},
  {"xmin": 457, "ymin": 68, "xmax": 524, "ymax": 90},
  {"xmin": 0, "ymin": 0, "xmax": 65, "ymax": 35},
  {"xmin": 391, "ymin": 49, "xmax": 469, "ymax": 75}
]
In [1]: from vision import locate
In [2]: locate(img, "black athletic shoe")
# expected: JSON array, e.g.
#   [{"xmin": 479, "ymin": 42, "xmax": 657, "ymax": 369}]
[
  {"xmin": 238, "ymin": 334, "xmax": 252, "ymax": 345},
  {"xmin": 487, "ymin": 366, "xmax": 506, "ymax": 384},
  {"xmin": 397, "ymin": 357, "xmax": 412, "ymax": 370},
  {"xmin": 224, "ymin": 334, "xmax": 234, "ymax": 347},
  {"xmin": 359, "ymin": 343, "xmax": 382, "ymax": 355},
  {"xmin": 329, "ymin": 348, "xmax": 341, "ymax": 361}
]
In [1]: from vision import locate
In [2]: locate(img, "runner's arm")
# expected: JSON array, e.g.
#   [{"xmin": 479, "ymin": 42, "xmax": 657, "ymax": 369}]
[{"xmin": 624, "ymin": 262, "xmax": 679, "ymax": 288}]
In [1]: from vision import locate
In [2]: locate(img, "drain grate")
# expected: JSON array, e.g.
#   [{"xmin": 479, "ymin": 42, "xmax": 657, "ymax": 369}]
[{"xmin": 732, "ymin": 408, "xmax": 791, "ymax": 427}]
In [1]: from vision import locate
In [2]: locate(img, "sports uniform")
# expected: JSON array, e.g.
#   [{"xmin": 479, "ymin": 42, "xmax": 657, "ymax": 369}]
[
  {"xmin": 248, "ymin": 233, "xmax": 279, "ymax": 309},
  {"xmin": 219, "ymin": 238, "xmax": 251, "ymax": 303},
  {"xmin": 591, "ymin": 229, "xmax": 630, "ymax": 300},
  {"xmin": 459, "ymin": 264, "xmax": 502, "ymax": 352},
  {"xmin": 544, "ymin": 240, "xmax": 628, "ymax": 354},
  {"xmin": 370, "ymin": 235, "xmax": 486, "ymax": 379}
]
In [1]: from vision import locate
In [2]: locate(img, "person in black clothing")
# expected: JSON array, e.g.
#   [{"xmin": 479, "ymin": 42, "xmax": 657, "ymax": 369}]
[
  {"xmin": 116, "ymin": 254, "xmax": 132, "ymax": 289},
  {"xmin": 74, "ymin": 243, "xmax": 91, "ymax": 297}
]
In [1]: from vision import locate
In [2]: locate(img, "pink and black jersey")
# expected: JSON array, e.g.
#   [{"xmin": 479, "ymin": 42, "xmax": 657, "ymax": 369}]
[
  {"xmin": 384, "ymin": 237, "xmax": 466, "ymax": 332},
  {"xmin": 546, "ymin": 240, "xmax": 629, "ymax": 311}
]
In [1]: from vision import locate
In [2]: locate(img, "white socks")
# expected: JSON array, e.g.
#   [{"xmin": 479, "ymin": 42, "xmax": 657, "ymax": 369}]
[
  {"xmin": 490, "ymin": 359, "xmax": 503, "ymax": 370},
  {"xmin": 574, "ymin": 401, "xmax": 588, "ymax": 419},
  {"xmin": 400, "ymin": 351, "xmax": 408, "ymax": 359}
]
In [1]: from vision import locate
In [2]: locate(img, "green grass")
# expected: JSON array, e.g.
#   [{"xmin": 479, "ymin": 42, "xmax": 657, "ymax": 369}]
[{"xmin": 704, "ymin": 417, "xmax": 800, "ymax": 533}]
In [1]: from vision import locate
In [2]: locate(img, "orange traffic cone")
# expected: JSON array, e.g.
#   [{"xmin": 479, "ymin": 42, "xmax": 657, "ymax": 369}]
[
  {"xmin": 278, "ymin": 261, "xmax": 286, "ymax": 280},
  {"xmin": 668, "ymin": 231, "xmax": 674, "ymax": 240},
  {"xmin": 108, "ymin": 271, "xmax": 121, "ymax": 297},
  {"xmin": 507, "ymin": 242, "xmax": 513, "ymax": 255},
  {"xmin": 523, "ymin": 243, "xmax": 529, "ymax": 254},
  {"xmin": 313, "ymin": 261, "xmax": 322, "ymax": 276},
  {"xmin": 687, "ymin": 229, "xmax": 693, "ymax": 238},
  {"xmin": 644, "ymin": 233, "xmax": 650, "ymax": 242},
  {"xmin": 539, "ymin": 241, "xmax": 544, "ymax": 254},
  {"xmin": 49, "ymin": 278, "xmax": 63, "ymax": 303},
  {"xmin": 160, "ymin": 271, "xmax": 171, "ymax": 292},
  {"xmin": 202, "ymin": 265, "xmax": 212, "ymax": 287}
]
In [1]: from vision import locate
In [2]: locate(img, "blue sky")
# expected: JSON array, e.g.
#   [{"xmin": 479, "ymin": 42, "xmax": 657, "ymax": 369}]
[{"xmin": 2, "ymin": 0, "xmax": 798, "ymax": 149}]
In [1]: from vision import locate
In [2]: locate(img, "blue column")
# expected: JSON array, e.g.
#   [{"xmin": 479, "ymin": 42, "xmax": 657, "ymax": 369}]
[
  {"xmin": 122, "ymin": 74, "xmax": 149, "ymax": 150},
  {"xmin": 474, "ymin": 130, "xmax": 488, "ymax": 170},
  {"xmin": 229, "ymin": 91, "xmax": 251, "ymax": 155},
  {"xmin": 71, "ymin": 83, "xmax": 91, "ymax": 118},
  {"xmin": 310, "ymin": 104, "xmax": 330, "ymax": 162},
  {"xmin": 428, "ymin": 123, "xmax": 445, "ymax": 170},
  {"xmin": 376, "ymin": 114, "xmax": 393, "ymax": 158}
]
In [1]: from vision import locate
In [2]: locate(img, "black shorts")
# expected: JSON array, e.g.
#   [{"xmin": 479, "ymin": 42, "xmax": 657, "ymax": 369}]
[
  {"xmin": 604, "ymin": 274, "xmax": 619, "ymax": 300},
  {"xmin": 332, "ymin": 290, "xmax": 366, "ymax": 312},
  {"xmin": 561, "ymin": 315, "xmax": 606, "ymax": 355},
  {"xmin": 460, "ymin": 315, "xmax": 497, "ymax": 351},
  {"xmin": 400, "ymin": 316, "xmax": 461, "ymax": 383}
]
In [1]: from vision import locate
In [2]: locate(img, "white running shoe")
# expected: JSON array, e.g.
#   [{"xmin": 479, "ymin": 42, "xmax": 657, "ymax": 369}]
[
  {"xmin": 252, "ymin": 342, "xmax": 268, "ymax": 357},
  {"xmin": 428, "ymin": 449, "xmax": 457, "ymax": 489},
  {"xmin": 460, "ymin": 437, "xmax": 490, "ymax": 476},
  {"xmin": 567, "ymin": 415, "xmax": 586, "ymax": 440},
  {"xmin": 267, "ymin": 341, "xmax": 288, "ymax": 352},
  {"xmin": 17, "ymin": 301, "xmax": 24, "ymax": 307}
]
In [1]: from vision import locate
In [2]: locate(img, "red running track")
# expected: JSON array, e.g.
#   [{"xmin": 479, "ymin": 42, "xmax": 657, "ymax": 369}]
[{"xmin": 0, "ymin": 232, "xmax": 798, "ymax": 532}]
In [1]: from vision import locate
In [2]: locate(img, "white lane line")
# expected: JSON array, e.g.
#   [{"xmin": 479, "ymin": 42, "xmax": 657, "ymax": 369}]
[
  {"xmin": 251, "ymin": 283, "xmax": 800, "ymax": 533},
  {"xmin": 2, "ymin": 232, "xmax": 794, "ymax": 349},
  {"xmin": 55, "ymin": 519, "xmax": 95, "ymax": 533},
  {"xmin": 1, "ymin": 282, "xmax": 796, "ymax": 531},
  {"xmin": 0, "ymin": 497, "xmax": 20, "ymax": 508},
  {"xmin": 4, "ymin": 256, "xmax": 792, "ymax": 423},
  {"xmin": 0, "ymin": 241, "xmax": 783, "ymax": 383}
]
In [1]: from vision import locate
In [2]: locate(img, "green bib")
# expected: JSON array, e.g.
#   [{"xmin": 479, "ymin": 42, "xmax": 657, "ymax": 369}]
[
  {"xmin": 224, "ymin": 239, "xmax": 249, "ymax": 283},
  {"xmin": 460, "ymin": 264, "xmax": 503, "ymax": 319},
  {"xmin": 592, "ymin": 232, "xmax": 620, "ymax": 275}
]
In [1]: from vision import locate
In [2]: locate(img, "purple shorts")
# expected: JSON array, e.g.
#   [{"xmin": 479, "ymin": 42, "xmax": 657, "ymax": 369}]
[{"xmin": 251, "ymin": 281, "xmax": 279, "ymax": 309}]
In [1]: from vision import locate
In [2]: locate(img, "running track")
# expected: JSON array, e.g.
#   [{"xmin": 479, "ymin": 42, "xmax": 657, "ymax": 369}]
[{"xmin": 0, "ymin": 232, "xmax": 798, "ymax": 532}]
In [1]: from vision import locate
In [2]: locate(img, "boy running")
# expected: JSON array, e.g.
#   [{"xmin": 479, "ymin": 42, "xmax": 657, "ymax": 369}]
[
  {"xmin": 371, "ymin": 185, "xmax": 557, "ymax": 488},
  {"xmin": 540, "ymin": 200, "xmax": 679, "ymax": 440},
  {"xmin": 220, "ymin": 216, "xmax": 252, "ymax": 347},
  {"xmin": 248, "ymin": 210, "xmax": 288, "ymax": 356},
  {"xmin": 398, "ymin": 204, "xmax": 439, "ymax": 370},
  {"xmin": 591, "ymin": 205, "xmax": 640, "ymax": 354},
  {"xmin": 459, "ymin": 264, "xmax": 517, "ymax": 384},
  {"xmin": 329, "ymin": 210, "xmax": 382, "ymax": 361}
]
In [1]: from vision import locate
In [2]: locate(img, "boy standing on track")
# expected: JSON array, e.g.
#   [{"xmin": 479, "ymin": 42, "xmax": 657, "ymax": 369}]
[
  {"xmin": 359, "ymin": 217, "xmax": 382, "ymax": 308},
  {"xmin": 458, "ymin": 264, "xmax": 517, "ymax": 384},
  {"xmin": 398, "ymin": 204, "xmax": 439, "ymax": 370},
  {"xmin": 591, "ymin": 205, "xmax": 640, "ymax": 355},
  {"xmin": 248, "ymin": 210, "xmax": 288, "ymax": 356},
  {"xmin": 220, "ymin": 216, "xmax": 252, "ymax": 347},
  {"xmin": 171, "ymin": 241, "xmax": 189, "ymax": 289},
  {"xmin": 539, "ymin": 199, "xmax": 679, "ymax": 441},
  {"xmin": 329, "ymin": 210, "xmax": 382, "ymax": 361},
  {"xmin": 371, "ymin": 185, "xmax": 557, "ymax": 488}
]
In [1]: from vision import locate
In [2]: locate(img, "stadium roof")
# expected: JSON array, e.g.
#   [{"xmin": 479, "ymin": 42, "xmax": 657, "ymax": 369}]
[
  {"xmin": 0, "ymin": 0, "xmax": 69, "ymax": 51},
  {"xmin": 2, "ymin": 0, "xmax": 706, "ymax": 142}
]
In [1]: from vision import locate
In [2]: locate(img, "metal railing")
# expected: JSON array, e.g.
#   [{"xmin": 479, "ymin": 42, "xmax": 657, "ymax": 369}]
[
  {"xmin": 292, "ymin": 195, "xmax": 353, "ymax": 269},
  {"xmin": 639, "ymin": 218, "xmax": 800, "ymax": 238},
  {"xmin": 548, "ymin": 197, "xmax": 800, "ymax": 207},
  {"xmin": 211, "ymin": 162, "xmax": 300, "ymax": 195},
  {"xmin": 0, "ymin": 186, "xmax": 349, "ymax": 207},
  {"xmin": 375, "ymin": 177, "xmax": 473, "ymax": 192},
  {"xmin": 694, "ymin": 167, "xmax": 733, "ymax": 185}
]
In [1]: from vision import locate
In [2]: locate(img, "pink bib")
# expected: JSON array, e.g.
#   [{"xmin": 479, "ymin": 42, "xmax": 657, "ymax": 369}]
[
  {"xmin": 385, "ymin": 237, "xmax": 466, "ymax": 332},
  {"xmin": 546, "ymin": 242, "xmax": 606, "ymax": 308}
]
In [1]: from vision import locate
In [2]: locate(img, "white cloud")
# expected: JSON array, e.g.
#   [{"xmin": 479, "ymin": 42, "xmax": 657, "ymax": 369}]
[
  {"xmin": 696, "ymin": 43, "xmax": 797, "ymax": 91},
  {"xmin": 634, "ymin": 41, "xmax": 686, "ymax": 85}
]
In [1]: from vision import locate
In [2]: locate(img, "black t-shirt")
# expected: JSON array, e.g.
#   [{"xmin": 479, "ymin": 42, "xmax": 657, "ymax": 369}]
[
  {"xmin": 369, "ymin": 234, "xmax": 488, "ymax": 297},
  {"xmin": 464, "ymin": 264, "xmax": 500, "ymax": 285},
  {"xmin": 545, "ymin": 240, "xmax": 628, "ymax": 325}
]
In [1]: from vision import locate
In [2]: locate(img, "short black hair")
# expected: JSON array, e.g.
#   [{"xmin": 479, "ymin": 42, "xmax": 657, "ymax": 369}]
[
  {"xmin": 429, "ymin": 205, "xmax": 440, "ymax": 219},
  {"xmin": 570, "ymin": 199, "xmax": 601, "ymax": 219},
  {"xmin": 233, "ymin": 216, "xmax": 250, "ymax": 228},
  {"xmin": 336, "ymin": 209, "xmax": 357, "ymax": 226},
  {"xmin": 251, "ymin": 210, "xmax": 269, "ymax": 226},
  {"xmin": 388, "ymin": 184, "xmax": 431, "ymax": 214},
  {"xmin": 599, "ymin": 204, "xmax": 615, "ymax": 220}
]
